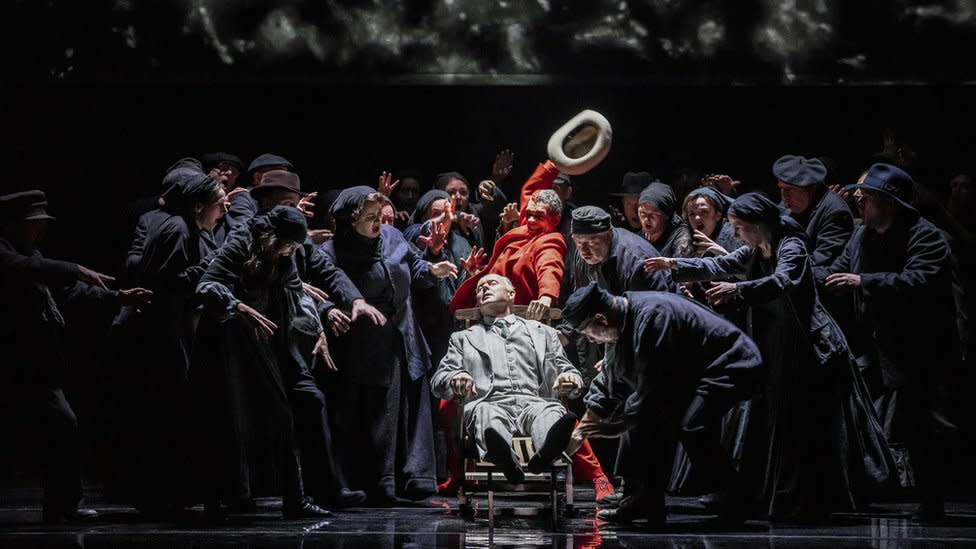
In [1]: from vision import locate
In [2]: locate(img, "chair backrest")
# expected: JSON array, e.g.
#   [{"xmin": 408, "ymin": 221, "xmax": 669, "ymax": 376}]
[{"xmin": 454, "ymin": 306, "xmax": 562, "ymax": 328}]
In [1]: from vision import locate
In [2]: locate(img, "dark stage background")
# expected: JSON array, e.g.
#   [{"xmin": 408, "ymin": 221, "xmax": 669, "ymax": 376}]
[{"xmin": 3, "ymin": 0, "xmax": 976, "ymax": 487}]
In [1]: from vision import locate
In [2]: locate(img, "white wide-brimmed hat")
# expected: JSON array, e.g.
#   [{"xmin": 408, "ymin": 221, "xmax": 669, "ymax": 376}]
[{"xmin": 547, "ymin": 110, "xmax": 612, "ymax": 176}]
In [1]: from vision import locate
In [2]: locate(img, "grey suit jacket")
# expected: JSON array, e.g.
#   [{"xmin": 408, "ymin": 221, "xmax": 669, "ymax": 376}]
[{"xmin": 430, "ymin": 317, "xmax": 579, "ymax": 406}]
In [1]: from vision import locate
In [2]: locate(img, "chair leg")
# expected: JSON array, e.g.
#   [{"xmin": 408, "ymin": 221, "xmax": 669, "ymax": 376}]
[{"xmin": 487, "ymin": 470, "xmax": 494, "ymax": 529}]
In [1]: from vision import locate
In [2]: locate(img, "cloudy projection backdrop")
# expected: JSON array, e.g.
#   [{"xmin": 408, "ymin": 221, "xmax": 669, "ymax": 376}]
[{"xmin": 6, "ymin": 0, "xmax": 976, "ymax": 83}]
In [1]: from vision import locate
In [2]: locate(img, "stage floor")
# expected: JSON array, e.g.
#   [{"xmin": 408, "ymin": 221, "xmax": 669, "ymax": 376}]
[{"xmin": 2, "ymin": 488, "xmax": 976, "ymax": 548}]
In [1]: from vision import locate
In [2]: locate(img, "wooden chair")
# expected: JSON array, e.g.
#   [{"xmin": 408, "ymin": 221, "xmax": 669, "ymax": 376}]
[{"xmin": 452, "ymin": 305, "xmax": 576, "ymax": 528}]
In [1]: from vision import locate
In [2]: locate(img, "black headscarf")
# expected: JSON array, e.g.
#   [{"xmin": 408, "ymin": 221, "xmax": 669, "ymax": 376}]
[
  {"xmin": 727, "ymin": 193, "xmax": 808, "ymax": 241},
  {"xmin": 412, "ymin": 189, "xmax": 451, "ymax": 224},
  {"xmin": 330, "ymin": 185, "xmax": 383, "ymax": 271},
  {"xmin": 687, "ymin": 186, "xmax": 734, "ymax": 215},
  {"xmin": 160, "ymin": 174, "xmax": 218, "ymax": 214},
  {"xmin": 639, "ymin": 182, "xmax": 683, "ymax": 226}
]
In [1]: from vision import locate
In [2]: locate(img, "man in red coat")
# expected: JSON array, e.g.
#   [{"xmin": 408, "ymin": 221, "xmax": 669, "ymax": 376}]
[
  {"xmin": 450, "ymin": 159, "xmax": 565, "ymax": 318},
  {"xmin": 445, "ymin": 159, "xmax": 615, "ymax": 502}
]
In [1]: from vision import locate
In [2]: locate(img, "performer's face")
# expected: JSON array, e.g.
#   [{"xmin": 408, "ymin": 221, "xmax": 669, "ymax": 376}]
[
  {"xmin": 195, "ymin": 187, "xmax": 228, "ymax": 232},
  {"xmin": 580, "ymin": 314, "xmax": 619, "ymax": 344},
  {"xmin": 638, "ymin": 202, "xmax": 667, "ymax": 240},
  {"xmin": 685, "ymin": 196, "xmax": 723, "ymax": 237},
  {"xmin": 727, "ymin": 216, "xmax": 768, "ymax": 250},
  {"xmin": 778, "ymin": 181, "xmax": 816, "ymax": 215},
  {"xmin": 353, "ymin": 201, "xmax": 383, "ymax": 238},
  {"xmin": 572, "ymin": 231, "xmax": 612, "ymax": 265},
  {"xmin": 525, "ymin": 199, "xmax": 559, "ymax": 235},
  {"xmin": 444, "ymin": 179, "xmax": 469, "ymax": 211},
  {"xmin": 477, "ymin": 275, "xmax": 515, "ymax": 310}
]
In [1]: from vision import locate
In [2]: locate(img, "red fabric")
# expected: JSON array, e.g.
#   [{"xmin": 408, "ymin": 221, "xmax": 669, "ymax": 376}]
[
  {"xmin": 450, "ymin": 160, "xmax": 565, "ymax": 311},
  {"xmin": 571, "ymin": 438, "xmax": 607, "ymax": 481}
]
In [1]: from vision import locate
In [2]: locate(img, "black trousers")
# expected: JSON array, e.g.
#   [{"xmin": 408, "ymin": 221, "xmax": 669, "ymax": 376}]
[
  {"xmin": 616, "ymin": 394, "xmax": 738, "ymax": 507},
  {"xmin": 1, "ymin": 384, "xmax": 83, "ymax": 511}
]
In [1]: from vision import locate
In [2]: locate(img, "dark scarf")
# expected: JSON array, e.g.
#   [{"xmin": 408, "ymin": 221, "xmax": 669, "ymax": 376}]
[{"xmin": 330, "ymin": 186, "xmax": 383, "ymax": 275}]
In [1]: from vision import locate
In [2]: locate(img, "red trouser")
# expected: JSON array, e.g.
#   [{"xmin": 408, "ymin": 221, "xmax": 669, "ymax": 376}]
[{"xmin": 438, "ymin": 399, "xmax": 606, "ymax": 490}]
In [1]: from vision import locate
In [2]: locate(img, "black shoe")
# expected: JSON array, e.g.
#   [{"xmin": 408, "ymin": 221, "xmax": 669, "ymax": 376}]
[
  {"xmin": 527, "ymin": 412, "xmax": 577, "ymax": 474},
  {"xmin": 596, "ymin": 494, "xmax": 664, "ymax": 525},
  {"xmin": 42, "ymin": 507, "xmax": 99, "ymax": 524},
  {"xmin": 485, "ymin": 427, "xmax": 524, "ymax": 483},
  {"xmin": 282, "ymin": 500, "xmax": 332, "ymax": 519},
  {"xmin": 330, "ymin": 488, "xmax": 367, "ymax": 508}
]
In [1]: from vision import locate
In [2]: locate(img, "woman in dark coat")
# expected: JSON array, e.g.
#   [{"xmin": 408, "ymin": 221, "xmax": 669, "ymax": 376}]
[
  {"xmin": 669, "ymin": 186, "xmax": 747, "ymax": 497},
  {"xmin": 192, "ymin": 205, "xmax": 338, "ymax": 518},
  {"xmin": 646, "ymin": 192, "xmax": 896, "ymax": 521},
  {"xmin": 106, "ymin": 174, "xmax": 225, "ymax": 513},
  {"xmin": 319, "ymin": 186, "xmax": 457, "ymax": 504},
  {"xmin": 637, "ymin": 182, "xmax": 695, "ymax": 259}
]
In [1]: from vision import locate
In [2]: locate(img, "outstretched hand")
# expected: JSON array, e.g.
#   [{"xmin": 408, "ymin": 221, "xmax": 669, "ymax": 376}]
[
  {"xmin": 643, "ymin": 256, "xmax": 675, "ymax": 274},
  {"xmin": 491, "ymin": 149, "xmax": 514, "ymax": 182},
  {"xmin": 237, "ymin": 302, "xmax": 278, "ymax": 341},
  {"xmin": 78, "ymin": 265, "xmax": 116, "ymax": 290},
  {"xmin": 700, "ymin": 173, "xmax": 741, "ymax": 196},
  {"xmin": 313, "ymin": 332, "xmax": 338, "ymax": 372},
  {"xmin": 297, "ymin": 191, "xmax": 318, "ymax": 219},
  {"xmin": 377, "ymin": 171, "xmax": 400, "ymax": 196},
  {"xmin": 692, "ymin": 229, "xmax": 728, "ymax": 256},
  {"xmin": 460, "ymin": 246, "xmax": 487, "ymax": 277},
  {"xmin": 429, "ymin": 260, "xmax": 459, "ymax": 280},
  {"xmin": 419, "ymin": 220, "xmax": 449, "ymax": 255},
  {"xmin": 351, "ymin": 299, "xmax": 387, "ymax": 326}
]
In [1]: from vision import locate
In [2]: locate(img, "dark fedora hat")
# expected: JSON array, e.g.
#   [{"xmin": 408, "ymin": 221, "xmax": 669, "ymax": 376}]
[
  {"xmin": 610, "ymin": 171, "xmax": 653, "ymax": 197},
  {"xmin": 250, "ymin": 170, "xmax": 305, "ymax": 198},
  {"xmin": 0, "ymin": 190, "xmax": 56, "ymax": 222},
  {"xmin": 845, "ymin": 163, "xmax": 917, "ymax": 212},
  {"xmin": 773, "ymin": 155, "xmax": 827, "ymax": 187}
]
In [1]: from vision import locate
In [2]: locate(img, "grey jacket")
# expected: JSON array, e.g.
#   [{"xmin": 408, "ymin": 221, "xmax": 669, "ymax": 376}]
[{"xmin": 431, "ymin": 317, "xmax": 579, "ymax": 405}]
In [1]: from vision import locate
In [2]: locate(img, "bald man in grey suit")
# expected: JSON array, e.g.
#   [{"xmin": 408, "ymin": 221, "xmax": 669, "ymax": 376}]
[{"xmin": 431, "ymin": 274, "xmax": 583, "ymax": 483}]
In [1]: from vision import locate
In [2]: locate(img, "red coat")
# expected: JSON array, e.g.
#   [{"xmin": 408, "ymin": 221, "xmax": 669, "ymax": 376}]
[{"xmin": 450, "ymin": 161, "xmax": 565, "ymax": 311}]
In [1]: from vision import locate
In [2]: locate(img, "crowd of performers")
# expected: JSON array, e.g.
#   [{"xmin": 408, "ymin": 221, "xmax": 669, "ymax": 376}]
[{"xmin": 1, "ymin": 137, "xmax": 973, "ymax": 528}]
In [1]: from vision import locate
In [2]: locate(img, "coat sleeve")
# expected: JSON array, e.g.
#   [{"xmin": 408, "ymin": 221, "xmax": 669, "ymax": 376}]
[
  {"xmin": 125, "ymin": 213, "xmax": 151, "ymax": 276},
  {"xmin": 223, "ymin": 192, "xmax": 257, "ymax": 229},
  {"xmin": 151, "ymin": 222, "xmax": 208, "ymax": 293},
  {"xmin": 302, "ymin": 240, "xmax": 364, "ymax": 309},
  {"xmin": 431, "ymin": 332, "xmax": 467, "ymax": 400},
  {"xmin": 814, "ymin": 230, "xmax": 857, "ymax": 284},
  {"xmin": 672, "ymin": 245, "xmax": 753, "ymax": 282},
  {"xmin": 534, "ymin": 239, "xmax": 566, "ymax": 301},
  {"xmin": 810, "ymin": 207, "xmax": 854, "ymax": 267},
  {"xmin": 518, "ymin": 160, "xmax": 561, "ymax": 223},
  {"xmin": 0, "ymin": 246, "xmax": 79, "ymax": 287},
  {"xmin": 860, "ymin": 224, "xmax": 950, "ymax": 299},
  {"xmin": 404, "ymin": 235, "xmax": 439, "ymax": 289},
  {"xmin": 584, "ymin": 368, "xmax": 626, "ymax": 420},
  {"xmin": 735, "ymin": 238, "xmax": 808, "ymax": 305},
  {"xmin": 196, "ymin": 226, "xmax": 251, "ymax": 321}
]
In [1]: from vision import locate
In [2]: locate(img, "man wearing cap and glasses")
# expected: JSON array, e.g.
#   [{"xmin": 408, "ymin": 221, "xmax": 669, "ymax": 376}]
[
  {"xmin": 0, "ymin": 190, "xmax": 152, "ymax": 523},
  {"xmin": 817, "ymin": 163, "xmax": 957, "ymax": 522}
]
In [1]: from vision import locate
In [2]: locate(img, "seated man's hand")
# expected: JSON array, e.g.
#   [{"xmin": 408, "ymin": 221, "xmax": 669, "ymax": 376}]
[
  {"xmin": 553, "ymin": 372, "xmax": 583, "ymax": 395},
  {"xmin": 450, "ymin": 372, "xmax": 477, "ymax": 399}
]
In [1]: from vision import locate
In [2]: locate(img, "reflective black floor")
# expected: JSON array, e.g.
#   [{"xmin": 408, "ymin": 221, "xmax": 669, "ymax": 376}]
[{"xmin": 2, "ymin": 488, "xmax": 976, "ymax": 548}]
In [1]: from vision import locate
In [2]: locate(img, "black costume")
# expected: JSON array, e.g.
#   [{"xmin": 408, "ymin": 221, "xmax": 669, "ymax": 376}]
[
  {"xmin": 672, "ymin": 193, "xmax": 895, "ymax": 520},
  {"xmin": 192, "ymin": 206, "xmax": 340, "ymax": 512},
  {"xmin": 568, "ymin": 287, "xmax": 762, "ymax": 520},
  {"xmin": 319, "ymin": 187, "xmax": 441, "ymax": 503}
]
